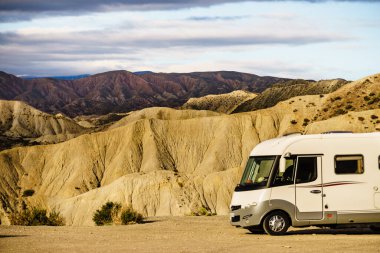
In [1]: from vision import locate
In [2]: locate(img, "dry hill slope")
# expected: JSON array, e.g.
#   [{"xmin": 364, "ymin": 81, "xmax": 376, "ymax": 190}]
[
  {"xmin": 0, "ymin": 73, "xmax": 379, "ymax": 226},
  {"xmin": 181, "ymin": 90, "xmax": 257, "ymax": 114},
  {"xmin": 0, "ymin": 100, "xmax": 86, "ymax": 150},
  {"xmin": 232, "ymin": 79, "xmax": 348, "ymax": 113},
  {"xmin": 109, "ymin": 107, "xmax": 221, "ymax": 130}
]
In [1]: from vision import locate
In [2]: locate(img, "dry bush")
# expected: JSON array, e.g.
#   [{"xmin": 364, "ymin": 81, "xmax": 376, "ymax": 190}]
[
  {"xmin": 10, "ymin": 207, "xmax": 64, "ymax": 226},
  {"xmin": 93, "ymin": 202, "xmax": 121, "ymax": 226},
  {"xmin": 191, "ymin": 206, "xmax": 216, "ymax": 216},
  {"xmin": 121, "ymin": 207, "xmax": 144, "ymax": 225},
  {"xmin": 93, "ymin": 202, "xmax": 144, "ymax": 226}
]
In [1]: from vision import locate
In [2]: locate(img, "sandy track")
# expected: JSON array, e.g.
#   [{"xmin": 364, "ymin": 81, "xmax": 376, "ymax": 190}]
[{"xmin": 0, "ymin": 216, "xmax": 379, "ymax": 253}]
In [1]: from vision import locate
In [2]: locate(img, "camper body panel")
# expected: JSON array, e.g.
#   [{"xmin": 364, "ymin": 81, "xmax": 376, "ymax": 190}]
[
  {"xmin": 230, "ymin": 188, "xmax": 270, "ymax": 209},
  {"xmin": 230, "ymin": 133, "xmax": 380, "ymax": 230},
  {"xmin": 230, "ymin": 189, "xmax": 272, "ymax": 227},
  {"xmin": 283, "ymin": 137, "xmax": 379, "ymax": 216}
]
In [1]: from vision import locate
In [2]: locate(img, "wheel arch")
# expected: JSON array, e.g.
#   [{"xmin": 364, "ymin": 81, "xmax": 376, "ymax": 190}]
[{"xmin": 260, "ymin": 209, "xmax": 292, "ymax": 227}]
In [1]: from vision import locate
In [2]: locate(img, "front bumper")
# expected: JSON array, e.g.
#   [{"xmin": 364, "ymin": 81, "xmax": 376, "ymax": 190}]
[{"xmin": 230, "ymin": 203, "xmax": 266, "ymax": 228}]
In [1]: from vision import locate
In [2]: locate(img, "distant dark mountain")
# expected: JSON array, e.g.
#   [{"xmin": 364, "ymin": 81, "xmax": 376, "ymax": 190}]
[
  {"xmin": 133, "ymin": 71, "xmax": 154, "ymax": 75},
  {"xmin": 0, "ymin": 70, "xmax": 290, "ymax": 116},
  {"xmin": 22, "ymin": 74, "xmax": 91, "ymax": 80}
]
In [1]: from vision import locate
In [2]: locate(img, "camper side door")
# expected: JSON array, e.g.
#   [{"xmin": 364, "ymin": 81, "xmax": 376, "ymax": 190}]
[{"xmin": 295, "ymin": 156, "xmax": 323, "ymax": 220}]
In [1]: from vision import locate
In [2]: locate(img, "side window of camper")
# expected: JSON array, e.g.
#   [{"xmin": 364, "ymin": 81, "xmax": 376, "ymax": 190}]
[
  {"xmin": 335, "ymin": 155, "xmax": 364, "ymax": 174},
  {"xmin": 295, "ymin": 157, "xmax": 318, "ymax": 184},
  {"xmin": 272, "ymin": 157, "xmax": 296, "ymax": 186}
]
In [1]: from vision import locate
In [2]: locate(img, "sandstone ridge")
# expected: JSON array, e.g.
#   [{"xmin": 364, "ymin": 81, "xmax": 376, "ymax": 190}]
[
  {"xmin": 0, "ymin": 100, "xmax": 86, "ymax": 150},
  {"xmin": 181, "ymin": 90, "xmax": 257, "ymax": 114},
  {"xmin": 232, "ymin": 79, "xmax": 348, "ymax": 113}
]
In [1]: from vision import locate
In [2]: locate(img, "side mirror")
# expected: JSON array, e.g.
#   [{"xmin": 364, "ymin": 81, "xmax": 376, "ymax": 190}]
[{"xmin": 279, "ymin": 157, "xmax": 286, "ymax": 173}]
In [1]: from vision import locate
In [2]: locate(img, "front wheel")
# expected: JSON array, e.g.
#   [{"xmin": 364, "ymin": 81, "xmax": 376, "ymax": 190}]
[{"xmin": 263, "ymin": 211, "xmax": 290, "ymax": 236}]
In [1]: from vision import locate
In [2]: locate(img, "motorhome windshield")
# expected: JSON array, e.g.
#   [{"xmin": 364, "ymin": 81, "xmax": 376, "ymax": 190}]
[{"xmin": 240, "ymin": 156, "xmax": 277, "ymax": 186}]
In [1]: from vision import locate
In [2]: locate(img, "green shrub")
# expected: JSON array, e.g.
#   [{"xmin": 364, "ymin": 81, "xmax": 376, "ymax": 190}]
[
  {"xmin": 121, "ymin": 207, "xmax": 144, "ymax": 225},
  {"xmin": 10, "ymin": 207, "xmax": 64, "ymax": 226},
  {"xmin": 47, "ymin": 210, "xmax": 65, "ymax": 226},
  {"xmin": 191, "ymin": 206, "xmax": 216, "ymax": 216},
  {"xmin": 29, "ymin": 208, "xmax": 49, "ymax": 225},
  {"xmin": 368, "ymin": 97, "xmax": 380, "ymax": 105},
  {"xmin": 10, "ymin": 209, "xmax": 32, "ymax": 225},
  {"xmin": 93, "ymin": 201, "xmax": 121, "ymax": 226},
  {"xmin": 334, "ymin": 109, "xmax": 346, "ymax": 116},
  {"xmin": 93, "ymin": 202, "xmax": 144, "ymax": 225},
  {"xmin": 22, "ymin": 189, "xmax": 35, "ymax": 197},
  {"xmin": 302, "ymin": 118, "xmax": 310, "ymax": 127}
]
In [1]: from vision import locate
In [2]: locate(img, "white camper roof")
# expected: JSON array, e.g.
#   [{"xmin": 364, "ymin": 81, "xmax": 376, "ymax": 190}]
[{"xmin": 250, "ymin": 132, "xmax": 380, "ymax": 156}]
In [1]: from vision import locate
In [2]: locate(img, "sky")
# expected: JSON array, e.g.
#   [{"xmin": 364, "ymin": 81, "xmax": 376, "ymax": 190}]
[{"xmin": 0, "ymin": 0, "xmax": 379, "ymax": 80}]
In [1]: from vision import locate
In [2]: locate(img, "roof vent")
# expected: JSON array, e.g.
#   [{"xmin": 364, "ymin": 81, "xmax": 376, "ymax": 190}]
[{"xmin": 322, "ymin": 131, "xmax": 353, "ymax": 134}]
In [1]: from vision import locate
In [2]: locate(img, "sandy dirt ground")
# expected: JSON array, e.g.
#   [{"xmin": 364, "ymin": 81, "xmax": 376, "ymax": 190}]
[{"xmin": 0, "ymin": 216, "xmax": 379, "ymax": 253}]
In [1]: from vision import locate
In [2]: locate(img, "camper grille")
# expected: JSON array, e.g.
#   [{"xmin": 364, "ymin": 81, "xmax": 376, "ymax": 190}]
[{"xmin": 231, "ymin": 205, "xmax": 241, "ymax": 211}]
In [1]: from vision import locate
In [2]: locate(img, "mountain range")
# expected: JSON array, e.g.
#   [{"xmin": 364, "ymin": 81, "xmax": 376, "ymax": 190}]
[{"xmin": 0, "ymin": 70, "xmax": 291, "ymax": 117}]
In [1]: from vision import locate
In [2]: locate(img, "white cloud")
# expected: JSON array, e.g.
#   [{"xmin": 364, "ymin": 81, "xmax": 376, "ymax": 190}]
[{"xmin": 0, "ymin": 1, "xmax": 378, "ymax": 80}]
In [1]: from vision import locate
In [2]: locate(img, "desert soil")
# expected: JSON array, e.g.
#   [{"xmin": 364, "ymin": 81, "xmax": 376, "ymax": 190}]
[{"xmin": 0, "ymin": 216, "xmax": 379, "ymax": 253}]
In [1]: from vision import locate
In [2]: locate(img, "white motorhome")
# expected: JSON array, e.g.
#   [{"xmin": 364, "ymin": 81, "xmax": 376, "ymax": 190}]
[{"xmin": 230, "ymin": 132, "xmax": 380, "ymax": 235}]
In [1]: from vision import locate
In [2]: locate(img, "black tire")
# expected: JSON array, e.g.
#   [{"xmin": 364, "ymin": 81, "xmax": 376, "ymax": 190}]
[
  {"xmin": 263, "ymin": 211, "xmax": 290, "ymax": 236},
  {"xmin": 370, "ymin": 225, "xmax": 380, "ymax": 232},
  {"xmin": 247, "ymin": 225, "xmax": 265, "ymax": 234}
]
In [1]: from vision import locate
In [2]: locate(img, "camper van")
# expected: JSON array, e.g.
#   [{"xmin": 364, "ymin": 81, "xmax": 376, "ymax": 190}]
[{"xmin": 230, "ymin": 132, "xmax": 380, "ymax": 235}]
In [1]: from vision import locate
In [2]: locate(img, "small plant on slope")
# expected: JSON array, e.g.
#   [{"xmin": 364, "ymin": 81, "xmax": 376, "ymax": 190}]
[
  {"xmin": 121, "ymin": 207, "xmax": 144, "ymax": 225},
  {"xmin": 191, "ymin": 206, "xmax": 216, "ymax": 216},
  {"xmin": 22, "ymin": 189, "xmax": 35, "ymax": 197},
  {"xmin": 10, "ymin": 207, "xmax": 65, "ymax": 226},
  {"xmin": 93, "ymin": 201, "xmax": 121, "ymax": 226}
]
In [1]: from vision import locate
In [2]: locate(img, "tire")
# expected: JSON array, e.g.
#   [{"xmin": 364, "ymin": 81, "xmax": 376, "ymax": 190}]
[
  {"xmin": 370, "ymin": 225, "xmax": 380, "ymax": 232},
  {"xmin": 263, "ymin": 211, "xmax": 290, "ymax": 236},
  {"xmin": 247, "ymin": 225, "xmax": 265, "ymax": 234}
]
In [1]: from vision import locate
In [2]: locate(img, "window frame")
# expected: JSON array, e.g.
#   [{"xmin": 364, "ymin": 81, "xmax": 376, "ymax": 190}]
[
  {"xmin": 270, "ymin": 156, "xmax": 297, "ymax": 187},
  {"xmin": 235, "ymin": 156, "xmax": 280, "ymax": 192},
  {"xmin": 270, "ymin": 155, "xmax": 321, "ymax": 187},
  {"xmin": 295, "ymin": 156, "xmax": 318, "ymax": 184},
  {"xmin": 334, "ymin": 154, "xmax": 364, "ymax": 175}
]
